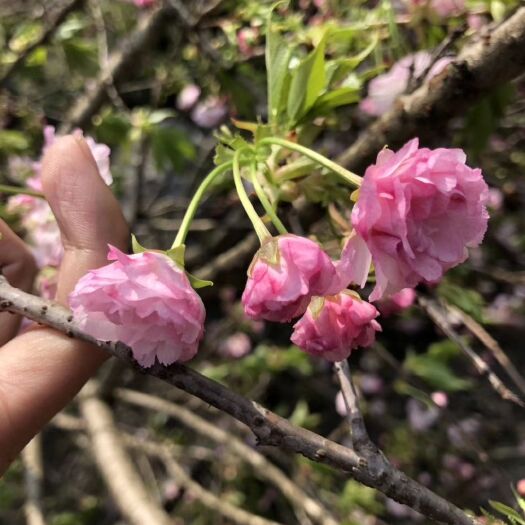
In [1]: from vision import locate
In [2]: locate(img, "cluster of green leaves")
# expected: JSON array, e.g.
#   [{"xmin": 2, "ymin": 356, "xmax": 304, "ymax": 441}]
[{"xmin": 482, "ymin": 490, "xmax": 525, "ymax": 525}]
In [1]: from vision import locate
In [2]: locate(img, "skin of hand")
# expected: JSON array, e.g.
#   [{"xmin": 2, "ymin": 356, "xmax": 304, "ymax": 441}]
[{"xmin": 0, "ymin": 135, "xmax": 129, "ymax": 475}]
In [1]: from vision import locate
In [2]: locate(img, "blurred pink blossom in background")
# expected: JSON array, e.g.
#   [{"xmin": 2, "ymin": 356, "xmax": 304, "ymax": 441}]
[{"xmin": 360, "ymin": 51, "xmax": 452, "ymax": 116}]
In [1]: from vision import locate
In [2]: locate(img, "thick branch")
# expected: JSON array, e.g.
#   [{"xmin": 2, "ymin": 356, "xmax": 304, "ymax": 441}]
[
  {"xmin": 0, "ymin": 0, "xmax": 84, "ymax": 89},
  {"xmin": 0, "ymin": 277, "xmax": 476, "ymax": 525},
  {"xmin": 337, "ymin": 7, "xmax": 525, "ymax": 171}
]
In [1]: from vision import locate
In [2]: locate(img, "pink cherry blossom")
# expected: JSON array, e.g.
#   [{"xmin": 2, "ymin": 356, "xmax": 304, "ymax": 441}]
[
  {"xmin": 191, "ymin": 97, "xmax": 229, "ymax": 128},
  {"xmin": 360, "ymin": 51, "xmax": 452, "ymax": 116},
  {"xmin": 69, "ymin": 246, "xmax": 206, "ymax": 367},
  {"xmin": 133, "ymin": 0, "xmax": 156, "ymax": 7},
  {"xmin": 377, "ymin": 288, "xmax": 416, "ymax": 317},
  {"xmin": 291, "ymin": 293, "xmax": 381, "ymax": 362},
  {"xmin": 176, "ymin": 84, "xmax": 201, "ymax": 111},
  {"xmin": 44, "ymin": 126, "xmax": 113, "ymax": 185},
  {"xmin": 242, "ymin": 235, "xmax": 340, "ymax": 323},
  {"xmin": 7, "ymin": 195, "xmax": 63, "ymax": 268},
  {"xmin": 429, "ymin": 0, "xmax": 464, "ymax": 17},
  {"xmin": 351, "ymin": 138, "xmax": 488, "ymax": 301},
  {"xmin": 219, "ymin": 332, "xmax": 252, "ymax": 358}
]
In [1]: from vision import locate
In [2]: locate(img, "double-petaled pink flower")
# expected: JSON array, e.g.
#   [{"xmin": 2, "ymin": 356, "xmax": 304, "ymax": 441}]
[
  {"xmin": 349, "ymin": 138, "xmax": 488, "ymax": 300},
  {"xmin": 291, "ymin": 293, "xmax": 381, "ymax": 361},
  {"xmin": 69, "ymin": 246, "xmax": 206, "ymax": 367},
  {"xmin": 242, "ymin": 234, "xmax": 340, "ymax": 322}
]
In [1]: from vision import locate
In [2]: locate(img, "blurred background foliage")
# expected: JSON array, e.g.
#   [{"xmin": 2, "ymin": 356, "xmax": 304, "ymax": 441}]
[{"xmin": 1, "ymin": 0, "xmax": 525, "ymax": 524}]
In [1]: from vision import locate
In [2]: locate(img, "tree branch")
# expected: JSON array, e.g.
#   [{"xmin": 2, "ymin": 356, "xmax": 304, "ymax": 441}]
[
  {"xmin": 418, "ymin": 296, "xmax": 524, "ymax": 408},
  {"xmin": 333, "ymin": 360, "xmax": 370, "ymax": 452},
  {"xmin": 21, "ymin": 435, "xmax": 46, "ymax": 525},
  {"xmin": 0, "ymin": 0, "xmax": 84, "ymax": 89},
  {"xmin": 0, "ymin": 276, "xmax": 477, "ymax": 525},
  {"xmin": 78, "ymin": 380, "xmax": 173, "ymax": 525},
  {"xmin": 337, "ymin": 7, "xmax": 525, "ymax": 171}
]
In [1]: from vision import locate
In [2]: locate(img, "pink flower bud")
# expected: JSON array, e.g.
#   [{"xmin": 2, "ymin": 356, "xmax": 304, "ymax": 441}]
[
  {"xmin": 351, "ymin": 138, "xmax": 488, "ymax": 301},
  {"xmin": 69, "ymin": 246, "xmax": 206, "ymax": 368},
  {"xmin": 291, "ymin": 293, "xmax": 381, "ymax": 362},
  {"xmin": 242, "ymin": 235, "xmax": 340, "ymax": 322},
  {"xmin": 176, "ymin": 84, "xmax": 201, "ymax": 112},
  {"xmin": 7, "ymin": 195, "xmax": 63, "ymax": 268}
]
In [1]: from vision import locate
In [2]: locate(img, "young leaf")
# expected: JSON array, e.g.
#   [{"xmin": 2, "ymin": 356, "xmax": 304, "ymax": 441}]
[
  {"xmin": 287, "ymin": 34, "xmax": 327, "ymax": 125},
  {"xmin": 266, "ymin": 2, "xmax": 292, "ymax": 124},
  {"xmin": 186, "ymin": 270, "xmax": 213, "ymax": 289}
]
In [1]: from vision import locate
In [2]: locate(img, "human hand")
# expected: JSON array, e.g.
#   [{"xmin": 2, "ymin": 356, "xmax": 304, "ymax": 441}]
[{"xmin": 0, "ymin": 135, "xmax": 128, "ymax": 474}]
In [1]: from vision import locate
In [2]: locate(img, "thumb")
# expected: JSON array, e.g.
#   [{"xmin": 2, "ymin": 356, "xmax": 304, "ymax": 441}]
[{"xmin": 41, "ymin": 135, "xmax": 129, "ymax": 304}]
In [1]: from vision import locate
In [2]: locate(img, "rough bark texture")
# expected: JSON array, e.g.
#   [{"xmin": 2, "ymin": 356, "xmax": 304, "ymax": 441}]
[{"xmin": 337, "ymin": 7, "xmax": 525, "ymax": 171}]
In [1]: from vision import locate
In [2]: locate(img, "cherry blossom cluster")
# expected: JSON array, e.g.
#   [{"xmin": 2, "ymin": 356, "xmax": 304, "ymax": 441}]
[{"xmin": 64, "ymin": 134, "xmax": 488, "ymax": 368}]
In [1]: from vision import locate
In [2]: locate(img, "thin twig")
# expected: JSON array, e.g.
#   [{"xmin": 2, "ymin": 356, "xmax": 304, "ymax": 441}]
[
  {"xmin": 446, "ymin": 303, "xmax": 525, "ymax": 398},
  {"xmin": 333, "ymin": 360, "xmax": 370, "ymax": 452},
  {"xmin": 88, "ymin": 0, "xmax": 128, "ymax": 112},
  {"xmin": 0, "ymin": 277, "xmax": 477, "ymax": 525},
  {"xmin": 78, "ymin": 380, "xmax": 173, "ymax": 525},
  {"xmin": 418, "ymin": 296, "xmax": 524, "ymax": 408},
  {"xmin": 21, "ymin": 435, "xmax": 46, "ymax": 525},
  {"xmin": 114, "ymin": 387, "xmax": 339, "ymax": 525},
  {"xmin": 51, "ymin": 410, "xmax": 286, "ymax": 525}
]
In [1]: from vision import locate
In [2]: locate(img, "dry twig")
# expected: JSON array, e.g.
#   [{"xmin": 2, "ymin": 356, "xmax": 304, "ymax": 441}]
[
  {"xmin": 21, "ymin": 435, "xmax": 46, "ymax": 525},
  {"xmin": 418, "ymin": 296, "xmax": 524, "ymax": 408},
  {"xmin": 114, "ymin": 388, "xmax": 338, "ymax": 525},
  {"xmin": 78, "ymin": 380, "xmax": 173, "ymax": 525}
]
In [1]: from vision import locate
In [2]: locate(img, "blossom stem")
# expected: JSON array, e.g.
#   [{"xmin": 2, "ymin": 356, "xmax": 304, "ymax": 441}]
[
  {"xmin": 250, "ymin": 162, "xmax": 288, "ymax": 235},
  {"xmin": 258, "ymin": 137, "xmax": 362, "ymax": 187},
  {"xmin": 171, "ymin": 162, "xmax": 233, "ymax": 249},
  {"xmin": 233, "ymin": 149, "xmax": 271, "ymax": 243},
  {"xmin": 0, "ymin": 184, "xmax": 45, "ymax": 199}
]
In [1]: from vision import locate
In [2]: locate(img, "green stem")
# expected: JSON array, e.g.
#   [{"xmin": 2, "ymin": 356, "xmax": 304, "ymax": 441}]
[
  {"xmin": 233, "ymin": 149, "xmax": 271, "ymax": 243},
  {"xmin": 0, "ymin": 184, "xmax": 45, "ymax": 199},
  {"xmin": 258, "ymin": 137, "xmax": 362, "ymax": 187},
  {"xmin": 250, "ymin": 162, "xmax": 287, "ymax": 235},
  {"xmin": 172, "ymin": 162, "xmax": 233, "ymax": 249}
]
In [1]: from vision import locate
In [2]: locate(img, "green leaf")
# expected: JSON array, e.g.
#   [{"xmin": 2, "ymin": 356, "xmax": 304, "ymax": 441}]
[
  {"xmin": 9, "ymin": 21, "xmax": 43, "ymax": 53},
  {"xmin": 287, "ymin": 33, "xmax": 327, "ymax": 125},
  {"xmin": 490, "ymin": 501, "xmax": 525, "ymax": 525},
  {"xmin": 309, "ymin": 86, "xmax": 360, "ymax": 116},
  {"xmin": 150, "ymin": 127, "xmax": 196, "ymax": 170},
  {"xmin": 165, "ymin": 245, "xmax": 185, "ymax": 268},
  {"xmin": 438, "ymin": 282, "xmax": 485, "ymax": 323},
  {"xmin": 265, "ymin": 2, "xmax": 292, "ymax": 124},
  {"xmin": 131, "ymin": 235, "xmax": 147, "ymax": 254},
  {"xmin": 186, "ymin": 272, "xmax": 213, "ymax": 289},
  {"xmin": 0, "ymin": 130, "xmax": 29, "ymax": 154},
  {"xmin": 404, "ymin": 351, "xmax": 472, "ymax": 392}
]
